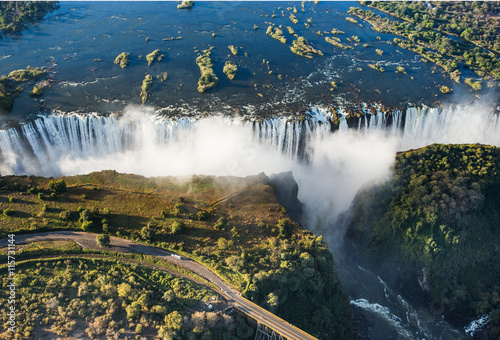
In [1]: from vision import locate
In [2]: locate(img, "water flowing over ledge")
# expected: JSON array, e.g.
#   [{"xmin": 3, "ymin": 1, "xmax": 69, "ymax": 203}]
[{"xmin": 0, "ymin": 104, "xmax": 499, "ymax": 177}]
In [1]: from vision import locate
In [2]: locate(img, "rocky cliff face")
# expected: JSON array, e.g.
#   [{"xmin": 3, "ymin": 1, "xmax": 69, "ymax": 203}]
[{"xmin": 268, "ymin": 171, "xmax": 303, "ymax": 222}]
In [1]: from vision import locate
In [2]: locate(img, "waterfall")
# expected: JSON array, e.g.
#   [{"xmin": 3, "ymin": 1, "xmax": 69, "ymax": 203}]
[{"xmin": 0, "ymin": 104, "xmax": 499, "ymax": 177}]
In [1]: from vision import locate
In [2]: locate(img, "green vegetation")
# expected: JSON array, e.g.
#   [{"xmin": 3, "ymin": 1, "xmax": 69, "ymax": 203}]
[
  {"xmin": 265, "ymin": 26, "xmax": 287, "ymax": 44},
  {"xmin": 223, "ymin": 61, "xmax": 238, "ymax": 80},
  {"xmin": 289, "ymin": 14, "xmax": 298, "ymax": 24},
  {"xmin": 163, "ymin": 36, "xmax": 182, "ymax": 41},
  {"xmin": 0, "ymin": 256, "xmax": 251, "ymax": 339},
  {"xmin": 177, "ymin": 1, "xmax": 194, "ymax": 10},
  {"xmin": 464, "ymin": 78, "xmax": 482, "ymax": 91},
  {"xmin": 396, "ymin": 66, "xmax": 406, "ymax": 74},
  {"xmin": 285, "ymin": 26, "xmax": 297, "ymax": 37},
  {"xmin": 114, "ymin": 52, "xmax": 130, "ymax": 69},
  {"xmin": 146, "ymin": 49, "xmax": 164, "ymax": 66},
  {"xmin": 363, "ymin": 1, "xmax": 500, "ymax": 55},
  {"xmin": 290, "ymin": 37, "xmax": 323, "ymax": 58},
  {"xmin": 0, "ymin": 170, "xmax": 353, "ymax": 339},
  {"xmin": 157, "ymin": 72, "xmax": 168, "ymax": 82},
  {"xmin": 96, "ymin": 234, "xmax": 110, "ymax": 247},
  {"xmin": 228, "ymin": 45, "xmax": 238, "ymax": 56},
  {"xmin": 0, "ymin": 1, "xmax": 59, "ymax": 35},
  {"xmin": 346, "ymin": 144, "xmax": 500, "ymax": 336},
  {"xmin": 368, "ymin": 63, "xmax": 384, "ymax": 72},
  {"xmin": 345, "ymin": 17, "xmax": 358, "ymax": 24},
  {"xmin": 375, "ymin": 48, "xmax": 383, "ymax": 56},
  {"xmin": 348, "ymin": 5, "xmax": 500, "ymax": 79},
  {"xmin": 8, "ymin": 66, "xmax": 47, "ymax": 83},
  {"xmin": 0, "ymin": 66, "xmax": 48, "ymax": 110},
  {"xmin": 48, "ymin": 179, "xmax": 67, "ymax": 193},
  {"xmin": 29, "ymin": 80, "xmax": 50, "ymax": 97},
  {"xmin": 439, "ymin": 85, "xmax": 452, "ymax": 94},
  {"xmin": 196, "ymin": 48, "xmax": 218, "ymax": 93},
  {"xmin": 325, "ymin": 36, "xmax": 353, "ymax": 50},
  {"xmin": 0, "ymin": 76, "xmax": 18, "ymax": 110},
  {"xmin": 330, "ymin": 28, "xmax": 345, "ymax": 35},
  {"xmin": 140, "ymin": 74, "xmax": 153, "ymax": 104}
]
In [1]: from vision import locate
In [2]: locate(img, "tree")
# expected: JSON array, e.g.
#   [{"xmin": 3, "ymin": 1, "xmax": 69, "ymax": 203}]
[
  {"xmin": 225, "ymin": 255, "xmax": 244, "ymax": 272},
  {"xmin": 217, "ymin": 237, "xmax": 229, "ymax": 251},
  {"xmin": 170, "ymin": 221, "xmax": 183, "ymax": 235},
  {"xmin": 117, "ymin": 283, "xmax": 132, "ymax": 298},
  {"xmin": 126, "ymin": 301, "xmax": 141, "ymax": 320},
  {"xmin": 140, "ymin": 226, "xmax": 153, "ymax": 241},
  {"xmin": 96, "ymin": 234, "xmax": 110, "ymax": 247},
  {"xmin": 162, "ymin": 290, "xmax": 175, "ymax": 302},
  {"xmin": 266, "ymin": 292, "xmax": 279, "ymax": 311},
  {"xmin": 48, "ymin": 179, "xmax": 67, "ymax": 193},
  {"xmin": 164, "ymin": 311, "xmax": 183, "ymax": 331}
]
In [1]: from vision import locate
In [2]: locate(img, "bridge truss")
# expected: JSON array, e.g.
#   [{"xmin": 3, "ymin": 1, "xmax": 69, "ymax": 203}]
[{"xmin": 255, "ymin": 323, "xmax": 287, "ymax": 340}]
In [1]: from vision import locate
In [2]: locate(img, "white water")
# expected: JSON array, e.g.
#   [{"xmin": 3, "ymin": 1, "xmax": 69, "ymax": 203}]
[
  {"xmin": 465, "ymin": 314, "xmax": 489, "ymax": 337},
  {"xmin": 0, "ymin": 103, "xmax": 498, "ymax": 339},
  {"xmin": 350, "ymin": 298, "xmax": 415, "ymax": 339},
  {"xmin": 1, "ymin": 104, "xmax": 498, "ymax": 178}
]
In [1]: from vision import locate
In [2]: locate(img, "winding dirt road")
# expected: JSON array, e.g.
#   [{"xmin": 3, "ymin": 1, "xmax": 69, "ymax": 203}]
[{"xmin": 1, "ymin": 231, "xmax": 318, "ymax": 340}]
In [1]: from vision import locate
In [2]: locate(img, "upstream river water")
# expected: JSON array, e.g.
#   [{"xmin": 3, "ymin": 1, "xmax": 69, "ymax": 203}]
[{"xmin": 1, "ymin": 2, "xmax": 499, "ymax": 339}]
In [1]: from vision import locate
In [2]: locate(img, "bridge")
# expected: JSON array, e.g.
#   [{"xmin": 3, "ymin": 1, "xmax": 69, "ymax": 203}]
[
  {"xmin": 1, "ymin": 231, "xmax": 318, "ymax": 340},
  {"xmin": 255, "ymin": 323, "xmax": 286, "ymax": 340}
]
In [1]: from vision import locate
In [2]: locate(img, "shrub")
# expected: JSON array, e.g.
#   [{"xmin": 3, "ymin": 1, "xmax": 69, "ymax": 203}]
[
  {"xmin": 114, "ymin": 52, "xmax": 130, "ymax": 69},
  {"xmin": 196, "ymin": 210, "xmax": 208, "ymax": 221},
  {"xmin": 8, "ymin": 197, "xmax": 14, "ymax": 203},
  {"xmin": 38, "ymin": 192, "xmax": 45, "ymax": 200},
  {"xmin": 170, "ymin": 221, "xmax": 184, "ymax": 235},
  {"xmin": 48, "ymin": 179, "xmax": 67, "ymax": 193},
  {"xmin": 96, "ymin": 234, "xmax": 110, "ymax": 247},
  {"xmin": 213, "ymin": 221, "xmax": 225, "ymax": 230},
  {"xmin": 217, "ymin": 237, "xmax": 229, "ymax": 251},
  {"xmin": 81, "ymin": 221, "xmax": 94, "ymax": 231},
  {"xmin": 276, "ymin": 219, "xmax": 290, "ymax": 237},
  {"xmin": 79, "ymin": 209, "xmax": 92, "ymax": 224},
  {"xmin": 140, "ymin": 226, "xmax": 153, "ymax": 241},
  {"xmin": 3, "ymin": 208, "xmax": 13, "ymax": 217},
  {"xmin": 173, "ymin": 203, "xmax": 183, "ymax": 216},
  {"xmin": 440, "ymin": 85, "xmax": 453, "ymax": 94},
  {"xmin": 59, "ymin": 210, "xmax": 71, "ymax": 221}
]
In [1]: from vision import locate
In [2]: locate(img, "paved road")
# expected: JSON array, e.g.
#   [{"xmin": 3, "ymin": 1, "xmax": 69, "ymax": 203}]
[{"xmin": 0, "ymin": 231, "xmax": 318, "ymax": 340}]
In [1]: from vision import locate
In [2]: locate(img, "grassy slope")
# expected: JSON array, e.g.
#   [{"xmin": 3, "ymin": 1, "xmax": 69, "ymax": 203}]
[
  {"xmin": 0, "ymin": 170, "xmax": 353, "ymax": 339},
  {"xmin": 346, "ymin": 144, "xmax": 500, "ymax": 337}
]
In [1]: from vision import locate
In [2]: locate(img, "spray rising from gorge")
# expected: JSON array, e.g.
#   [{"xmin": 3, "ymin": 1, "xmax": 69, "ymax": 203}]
[{"xmin": 1, "ymin": 104, "xmax": 499, "ymax": 230}]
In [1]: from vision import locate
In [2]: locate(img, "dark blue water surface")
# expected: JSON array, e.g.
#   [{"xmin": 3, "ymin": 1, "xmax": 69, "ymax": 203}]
[{"xmin": 0, "ymin": 1, "xmax": 496, "ymax": 122}]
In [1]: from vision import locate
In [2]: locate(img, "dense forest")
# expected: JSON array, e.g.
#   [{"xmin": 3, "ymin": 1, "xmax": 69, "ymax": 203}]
[
  {"xmin": 0, "ymin": 254, "xmax": 254, "ymax": 339},
  {"xmin": 346, "ymin": 144, "xmax": 500, "ymax": 338},
  {"xmin": 350, "ymin": 1, "xmax": 500, "ymax": 80},
  {"xmin": 0, "ymin": 1, "xmax": 58, "ymax": 35},
  {"xmin": 0, "ymin": 171, "xmax": 353, "ymax": 339}
]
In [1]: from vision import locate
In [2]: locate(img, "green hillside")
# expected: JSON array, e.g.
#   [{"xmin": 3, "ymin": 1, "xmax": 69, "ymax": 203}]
[
  {"xmin": 0, "ymin": 171, "xmax": 353, "ymax": 339},
  {"xmin": 346, "ymin": 143, "xmax": 500, "ymax": 337}
]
